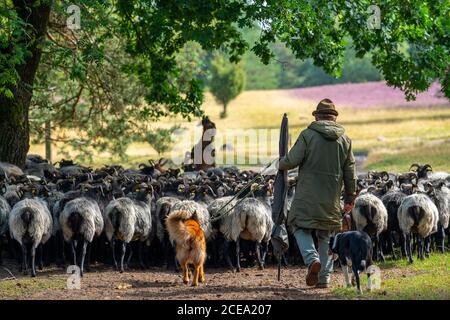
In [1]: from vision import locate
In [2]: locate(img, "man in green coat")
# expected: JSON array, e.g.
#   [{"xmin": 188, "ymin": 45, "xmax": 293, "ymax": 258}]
[{"xmin": 278, "ymin": 98, "xmax": 356, "ymax": 288}]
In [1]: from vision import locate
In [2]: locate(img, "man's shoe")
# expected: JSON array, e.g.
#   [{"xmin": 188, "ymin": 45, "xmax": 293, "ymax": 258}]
[
  {"xmin": 306, "ymin": 260, "xmax": 321, "ymax": 286},
  {"xmin": 316, "ymin": 283, "xmax": 329, "ymax": 289}
]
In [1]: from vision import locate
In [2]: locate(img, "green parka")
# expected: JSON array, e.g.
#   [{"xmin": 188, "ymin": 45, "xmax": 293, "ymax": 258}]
[{"xmin": 279, "ymin": 120, "xmax": 356, "ymax": 232}]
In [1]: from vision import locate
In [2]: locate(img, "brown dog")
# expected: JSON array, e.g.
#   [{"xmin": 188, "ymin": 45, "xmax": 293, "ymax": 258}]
[{"xmin": 166, "ymin": 210, "xmax": 206, "ymax": 286}]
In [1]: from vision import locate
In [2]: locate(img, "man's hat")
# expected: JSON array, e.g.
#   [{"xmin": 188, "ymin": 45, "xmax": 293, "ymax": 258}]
[{"xmin": 312, "ymin": 98, "xmax": 339, "ymax": 116}]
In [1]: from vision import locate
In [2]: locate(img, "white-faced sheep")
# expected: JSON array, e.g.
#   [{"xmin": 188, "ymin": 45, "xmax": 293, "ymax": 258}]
[
  {"xmin": 104, "ymin": 197, "xmax": 152, "ymax": 272},
  {"xmin": 398, "ymin": 193, "xmax": 439, "ymax": 263},
  {"xmin": 0, "ymin": 196, "xmax": 11, "ymax": 264},
  {"xmin": 59, "ymin": 197, "xmax": 104, "ymax": 276},
  {"xmin": 352, "ymin": 193, "xmax": 388, "ymax": 261},
  {"xmin": 8, "ymin": 198, "xmax": 52, "ymax": 276}
]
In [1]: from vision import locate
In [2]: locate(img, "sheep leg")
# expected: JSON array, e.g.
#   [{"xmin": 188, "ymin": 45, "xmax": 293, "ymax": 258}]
[
  {"xmin": 21, "ymin": 243, "xmax": 28, "ymax": 275},
  {"xmin": 424, "ymin": 236, "xmax": 431, "ymax": 257},
  {"xmin": 163, "ymin": 237, "xmax": 171, "ymax": 268},
  {"xmin": 119, "ymin": 241, "xmax": 126, "ymax": 273},
  {"xmin": 85, "ymin": 242, "xmax": 92, "ymax": 272},
  {"xmin": 404, "ymin": 233, "xmax": 413, "ymax": 264},
  {"xmin": 399, "ymin": 232, "xmax": 406, "ymax": 257},
  {"xmin": 55, "ymin": 231, "xmax": 65, "ymax": 267},
  {"xmin": 255, "ymin": 241, "xmax": 264, "ymax": 270},
  {"xmin": 341, "ymin": 264, "xmax": 351, "ymax": 288},
  {"xmin": 376, "ymin": 235, "xmax": 385, "ymax": 262},
  {"xmin": 261, "ymin": 242, "xmax": 268, "ymax": 265},
  {"xmin": 111, "ymin": 238, "xmax": 118, "ymax": 270},
  {"xmin": 235, "ymin": 239, "xmax": 241, "ymax": 272},
  {"xmin": 389, "ymin": 232, "xmax": 397, "ymax": 260},
  {"xmin": 79, "ymin": 240, "xmax": 88, "ymax": 277},
  {"xmin": 126, "ymin": 243, "xmax": 133, "ymax": 269},
  {"xmin": 223, "ymin": 240, "xmax": 235, "ymax": 271},
  {"xmin": 71, "ymin": 240, "xmax": 77, "ymax": 266},
  {"xmin": 138, "ymin": 241, "xmax": 145, "ymax": 269},
  {"xmin": 30, "ymin": 245, "xmax": 37, "ymax": 277},
  {"xmin": 37, "ymin": 244, "xmax": 44, "ymax": 270},
  {"xmin": 438, "ymin": 225, "xmax": 445, "ymax": 254},
  {"xmin": 417, "ymin": 236, "xmax": 424, "ymax": 260}
]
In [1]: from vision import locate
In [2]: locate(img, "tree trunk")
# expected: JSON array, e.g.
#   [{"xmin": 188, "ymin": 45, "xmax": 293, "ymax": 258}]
[
  {"xmin": 220, "ymin": 103, "xmax": 228, "ymax": 119},
  {"xmin": 45, "ymin": 121, "xmax": 52, "ymax": 163},
  {"xmin": 0, "ymin": 1, "xmax": 52, "ymax": 168}
]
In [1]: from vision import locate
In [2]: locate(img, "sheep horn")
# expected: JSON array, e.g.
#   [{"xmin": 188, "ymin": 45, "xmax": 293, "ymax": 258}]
[
  {"xmin": 409, "ymin": 163, "xmax": 420, "ymax": 172},
  {"xmin": 382, "ymin": 171, "xmax": 390, "ymax": 181},
  {"xmin": 205, "ymin": 184, "xmax": 217, "ymax": 198},
  {"xmin": 424, "ymin": 182, "xmax": 434, "ymax": 193},
  {"xmin": 423, "ymin": 164, "xmax": 433, "ymax": 172}
]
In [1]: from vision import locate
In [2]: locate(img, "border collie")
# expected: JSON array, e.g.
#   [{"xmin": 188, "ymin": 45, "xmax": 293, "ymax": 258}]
[{"xmin": 329, "ymin": 231, "xmax": 375, "ymax": 293}]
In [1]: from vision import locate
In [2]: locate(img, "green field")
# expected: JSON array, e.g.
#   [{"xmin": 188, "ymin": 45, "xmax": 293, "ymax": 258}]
[
  {"xmin": 30, "ymin": 88, "xmax": 450, "ymax": 173},
  {"xmin": 332, "ymin": 252, "xmax": 450, "ymax": 300}
]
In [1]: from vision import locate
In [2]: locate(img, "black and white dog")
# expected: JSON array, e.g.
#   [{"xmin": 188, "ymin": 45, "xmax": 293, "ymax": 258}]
[{"xmin": 329, "ymin": 231, "xmax": 375, "ymax": 293}]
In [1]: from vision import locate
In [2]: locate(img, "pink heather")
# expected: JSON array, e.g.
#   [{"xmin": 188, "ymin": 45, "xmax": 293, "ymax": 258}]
[{"xmin": 289, "ymin": 81, "xmax": 449, "ymax": 109}]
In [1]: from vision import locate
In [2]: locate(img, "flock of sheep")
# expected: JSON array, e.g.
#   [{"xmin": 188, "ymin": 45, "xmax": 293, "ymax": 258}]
[{"xmin": 0, "ymin": 156, "xmax": 449, "ymax": 280}]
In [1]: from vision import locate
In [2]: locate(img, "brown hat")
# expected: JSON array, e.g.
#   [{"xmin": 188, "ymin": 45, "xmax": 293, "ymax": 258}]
[{"xmin": 312, "ymin": 98, "xmax": 339, "ymax": 116}]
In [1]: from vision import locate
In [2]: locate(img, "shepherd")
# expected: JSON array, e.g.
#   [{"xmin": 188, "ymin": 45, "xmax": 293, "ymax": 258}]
[
  {"xmin": 277, "ymin": 99, "xmax": 357, "ymax": 288},
  {"xmin": 190, "ymin": 116, "xmax": 216, "ymax": 171}
]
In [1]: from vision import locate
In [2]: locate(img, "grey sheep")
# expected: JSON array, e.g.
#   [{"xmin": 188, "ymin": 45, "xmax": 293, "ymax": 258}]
[
  {"xmin": 9, "ymin": 198, "xmax": 53, "ymax": 277},
  {"xmin": 0, "ymin": 196, "xmax": 11, "ymax": 265},
  {"xmin": 170, "ymin": 200, "xmax": 212, "ymax": 239},
  {"xmin": 207, "ymin": 196, "xmax": 237, "ymax": 269},
  {"xmin": 155, "ymin": 196, "xmax": 181, "ymax": 243},
  {"xmin": 229, "ymin": 197, "xmax": 274, "ymax": 271},
  {"xmin": 154, "ymin": 196, "xmax": 181, "ymax": 268},
  {"xmin": 59, "ymin": 197, "xmax": 104, "ymax": 276},
  {"xmin": 398, "ymin": 193, "xmax": 438, "ymax": 263},
  {"xmin": 0, "ymin": 162, "xmax": 23, "ymax": 178},
  {"xmin": 381, "ymin": 189, "xmax": 408, "ymax": 259},
  {"xmin": 352, "ymin": 193, "xmax": 388, "ymax": 261},
  {"xmin": 425, "ymin": 183, "xmax": 450, "ymax": 253},
  {"xmin": 104, "ymin": 197, "xmax": 152, "ymax": 272},
  {"xmin": 2, "ymin": 184, "xmax": 22, "ymax": 207},
  {"xmin": 0, "ymin": 196, "xmax": 10, "ymax": 236}
]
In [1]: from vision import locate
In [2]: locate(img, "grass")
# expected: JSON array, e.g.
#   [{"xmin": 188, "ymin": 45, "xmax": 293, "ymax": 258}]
[
  {"xmin": 332, "ymin": 252, "xmax": 450, "ymax": 300},
  {"xmin": 0, "ymin": 276, "xmax": 66, "ymax": 300},
  {"xmin": 29, "ymin": 87, "xmax": 450, "ymax": 172}
]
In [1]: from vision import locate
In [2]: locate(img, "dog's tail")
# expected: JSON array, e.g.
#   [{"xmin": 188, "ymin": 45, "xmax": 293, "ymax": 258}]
[
  {"xmin": 166, "ymin": 210, "xmax": 195, "ymax": 244},
  {"xmin": 360, "ymin": 259, "xmax": 366, "ymax": 270}
]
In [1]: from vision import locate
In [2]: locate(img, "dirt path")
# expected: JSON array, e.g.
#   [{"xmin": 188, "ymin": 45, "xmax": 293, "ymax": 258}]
[{"xmin": 1, "ymin": 260, "xmax": 347, "ymax": 300}]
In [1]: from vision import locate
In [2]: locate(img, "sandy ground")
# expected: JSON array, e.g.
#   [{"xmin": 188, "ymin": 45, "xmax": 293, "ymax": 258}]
[{"xmin": 0, "ymin": 260, "xmax": 347, "ymax": 300}]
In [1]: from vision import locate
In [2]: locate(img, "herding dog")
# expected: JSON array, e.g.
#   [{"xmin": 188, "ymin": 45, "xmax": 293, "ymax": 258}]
[
  {"xmin": 166, "ymin": 210, "xmax": 206, "ymax": 286},
  {"xmin": 329, "ymin": 231, "xmax": 375, "ymax": 293}
]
